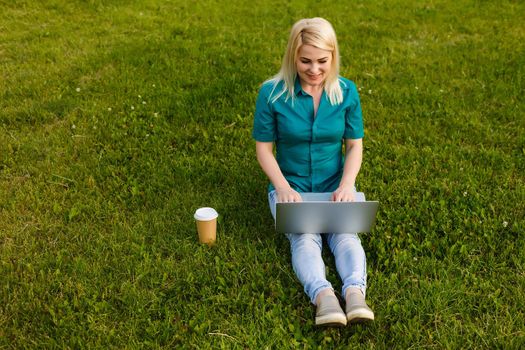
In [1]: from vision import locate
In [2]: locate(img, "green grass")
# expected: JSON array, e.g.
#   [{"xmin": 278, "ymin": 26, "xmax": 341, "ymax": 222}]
[{"xmin": 1, "ymin": 0, "xmax": 524, "ymax": 348}]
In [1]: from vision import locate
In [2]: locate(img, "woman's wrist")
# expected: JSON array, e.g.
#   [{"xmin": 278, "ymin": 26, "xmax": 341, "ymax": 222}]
[
  {"xmin": 275, "ymin": 185, "xmax": 292, "ymax": 193},
  {"xmin": 337, "ymin": 182, "xmax": 355, "ymax": 191}
]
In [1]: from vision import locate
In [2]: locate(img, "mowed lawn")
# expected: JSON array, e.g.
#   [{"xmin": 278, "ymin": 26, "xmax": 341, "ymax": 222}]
[{"xmin": 1, "ymin": 0, "xmax": 524, "ymax": 348}]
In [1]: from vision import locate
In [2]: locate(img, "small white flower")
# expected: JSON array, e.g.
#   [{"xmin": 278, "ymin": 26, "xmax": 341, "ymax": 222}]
[
  {"xmin": 154, "ymin": 112, "xmax": 158, "ymax": 117},
  {"xmin": 131, "ymin": 106, "xmax": 135, "ymax": 110},
  {"xmin": 71, "ymin": 124, "xmax": 76, "ymax": 129},
  {"xmin": 107, "ymin": 107, "xmax": 112, "ymax": 111},
  {"xmin": 503, "ymin": 221, "xmax": 508, "ymax": 228},
  {"xmin": 415, "ymin": 86, "xmax": 419, "ymax": 90},
  {"xmin": 368, "ymin": 90, "xmax": 372, "ymax": 94},
  {"xmin": 93, "ymin": 126, "xmax": 97, "ymax": 130},
  {"xmin": 142, "ymin": 101, "xmax": 146, "ymax": 105},
  {"xmin": 463, "ymin": 191, "xmax": 467, "ymax": 197},
  {"xmin": 413, "ymin": 257, "xmax": 418, "ymax": 261},
  {"xmin": 146, "ymin": 134, "xmax": 150, "ymax": 137},
  {"xmin": 76, "ymin": 87, "xmax": 81, "ymax": 92},
  {"xmin": 358, "ymin": 87, "xmax": 362, "ymax": 91},
  {"xmin": 138, "ymin": 95, "xmax": 141, "ymax": 99}
]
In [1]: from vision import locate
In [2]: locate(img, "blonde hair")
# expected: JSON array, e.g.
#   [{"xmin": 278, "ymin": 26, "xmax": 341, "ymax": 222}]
[{"xmin": 267, "ymin": 17, "xmax": 343, "ymax": 105}]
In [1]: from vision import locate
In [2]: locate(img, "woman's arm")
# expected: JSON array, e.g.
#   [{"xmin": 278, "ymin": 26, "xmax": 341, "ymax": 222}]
[
  {"xmin": 256, "ymin": 141, "xmax": 302, "ymax": 202},
  {"xmin": 332, "ymin": 138, "xmax": 363, "ymax": 202}
]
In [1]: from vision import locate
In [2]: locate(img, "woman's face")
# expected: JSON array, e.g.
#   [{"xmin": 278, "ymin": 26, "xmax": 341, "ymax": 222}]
[{"xmin": 295, "ymin": 44, "xmax": 332, "ymax": 88}]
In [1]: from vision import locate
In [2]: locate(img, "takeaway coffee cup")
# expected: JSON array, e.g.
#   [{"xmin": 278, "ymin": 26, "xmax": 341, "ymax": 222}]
[{"xmin": 194, "ymin": 207, "xmax": 219, "ymax": 245}]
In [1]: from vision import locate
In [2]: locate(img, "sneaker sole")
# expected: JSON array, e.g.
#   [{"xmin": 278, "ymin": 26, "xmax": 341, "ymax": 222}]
[
  {"xmin": 346, "ymin": 309, "xmax": 374, "ymax": 324},
  {"xmin": 315, "ymin": 314, "xmax": 347, "ymax": 327}
]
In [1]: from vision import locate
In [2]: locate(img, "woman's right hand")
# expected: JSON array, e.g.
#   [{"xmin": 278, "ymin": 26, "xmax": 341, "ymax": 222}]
[
  {"xmin": 276, "ymin": 186, "xmax": 303, "ymax": 203},
  {"xmin": 255, "ymin": 142, "xmax": 302, "ymax": 203}
]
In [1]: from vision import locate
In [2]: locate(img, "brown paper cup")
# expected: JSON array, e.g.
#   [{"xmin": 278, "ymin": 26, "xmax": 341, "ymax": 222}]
[{"xmin": 194, "ymin": 207, "xmax": 218, "ymax": 245}]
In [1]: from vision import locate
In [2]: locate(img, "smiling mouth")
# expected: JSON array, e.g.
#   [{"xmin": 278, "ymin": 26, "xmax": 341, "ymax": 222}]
[{"xmin": 307, "ymin": 74, "xmax": 322, "ymax": 80}]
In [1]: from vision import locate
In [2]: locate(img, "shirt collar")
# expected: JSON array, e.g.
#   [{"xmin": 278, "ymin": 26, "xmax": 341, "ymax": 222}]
[
  {"xmin": 294, "ymin": 77, "xmax": 307, "ymax": 96},
  {"xmin": 294, "ymin": 76, "xmax": 328, "ymax": 98}
]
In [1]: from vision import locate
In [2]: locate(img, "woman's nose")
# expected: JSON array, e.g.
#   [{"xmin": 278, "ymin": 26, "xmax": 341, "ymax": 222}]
[{"xmin": 310, "ymin": 64, "xmax": 320, "ymax": 73}]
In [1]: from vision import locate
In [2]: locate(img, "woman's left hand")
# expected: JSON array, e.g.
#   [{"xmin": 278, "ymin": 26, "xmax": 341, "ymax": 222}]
[{"xmin": 331, "ymin": 186, "xmax": 355, "ymax": 202}]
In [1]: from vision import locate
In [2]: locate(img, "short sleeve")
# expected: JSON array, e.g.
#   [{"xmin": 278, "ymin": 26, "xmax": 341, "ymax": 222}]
[
  {"xmin": 252, "ymin": 83, "xmax": 277, "ymax": 142},
  {"xmin": 343, "ymin": 82, "xmax": 365, "ymax": 139}
]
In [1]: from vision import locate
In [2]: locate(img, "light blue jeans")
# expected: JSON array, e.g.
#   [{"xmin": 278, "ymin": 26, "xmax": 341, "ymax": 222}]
[{"xmin": 268, "ymin": 190, "xmax": 367, "ymax": 305}]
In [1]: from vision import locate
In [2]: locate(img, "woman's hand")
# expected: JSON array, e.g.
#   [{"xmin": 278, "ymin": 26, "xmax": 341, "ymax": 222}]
[
  {"xmin": 276, "ymin": 187, "xmax": 303, "ymax": 203},
  {"xmin": 331, "ymin": 186, "xmax": 355, "ymax": 202},
  {"xmin": 256, "ymin": 142, "xmax": 302, "ymax": 203}
]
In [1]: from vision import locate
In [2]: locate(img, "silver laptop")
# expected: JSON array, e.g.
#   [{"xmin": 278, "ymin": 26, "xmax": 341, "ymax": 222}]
[{"xmin": 275, "ymin": 192, "xmax": 378, "ymax": 234}]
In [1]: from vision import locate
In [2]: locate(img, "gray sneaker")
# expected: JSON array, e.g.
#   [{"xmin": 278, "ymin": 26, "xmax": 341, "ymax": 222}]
[
  {"xmin": 345, "ymin": 288, "xmax": 374, "ymax": 323},
  {"xmin": 315, "ymin": 294, "xmax": 347, "ymax": 326}
]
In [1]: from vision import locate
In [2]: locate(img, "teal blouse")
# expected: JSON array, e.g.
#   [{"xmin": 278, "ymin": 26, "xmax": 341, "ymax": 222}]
[{"xmin": 252, "ymin": 76, "xmax": 364, "ymax": 193}]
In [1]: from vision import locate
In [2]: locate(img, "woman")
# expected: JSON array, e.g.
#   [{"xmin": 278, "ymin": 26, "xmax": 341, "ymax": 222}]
[{"xmin": 252, "ymin": 17, "xmax": 374, "ymax": 327}]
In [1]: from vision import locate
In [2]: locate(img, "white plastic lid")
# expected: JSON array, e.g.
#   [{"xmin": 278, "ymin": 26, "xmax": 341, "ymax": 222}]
[{"xmin": 194, "ymin": 207, "xmax": 219, "ymax": 221}]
